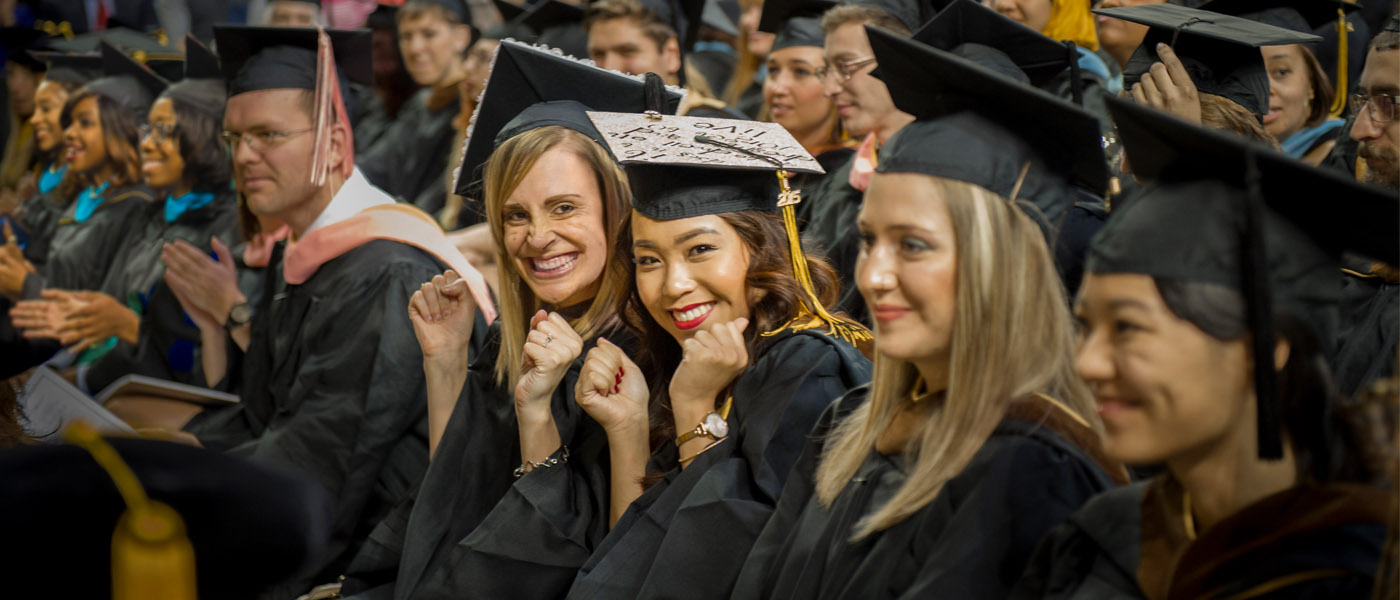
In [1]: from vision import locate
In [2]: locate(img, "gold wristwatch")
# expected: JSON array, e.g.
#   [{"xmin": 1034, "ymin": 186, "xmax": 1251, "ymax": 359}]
[{"xmin": 676, "ymin": 396, "xmax": 733, "ymax": 446}]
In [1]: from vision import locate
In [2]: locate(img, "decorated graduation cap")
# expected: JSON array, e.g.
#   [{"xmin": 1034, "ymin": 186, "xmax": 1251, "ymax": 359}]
[
  {"xmin": 1, "ymin": 27, "xmax": 53, "ymax": 71},
  {"xmin": 1093, "ymin": 3, "xmax": 1318, "ymax": 117},
  {"xmin": 912, "ymin": 0, "xmax": 1073, "ymax": 88},
  {"xmin": 85, "ymin": 41, "xmax": 170, "ymax": 120},
  {"xmin": 161, "ymin": 35, "xmax": 226, "ymax": 117},
  {"xmin": 588, "ymin": 110, "xmax": 871, "ymax": 344},
  {"xmin": 1199, "ymin": 0, "xmax": 1363, "ymax": 117},
  {"xmin": 30, "ymin": 50, "xmax": 103, "ymax": 85},
  {"xmin": 759, "ymin": 0, "xmax": 836, "ymax": 50},
  {"xmin": 215, "ymin": 25, "xmax": 373, "ymax": 187},
  {"xmin": 454, "ymin": 39, "xmax": 686, "ymax": 195},
  {"xmin": 1095, "ymin": 95, "xmax": 1397, "ymax": 459},
  {"xmin": 0, "ymin": 425, "xmax": 332, "ymax": 600},
  {"xmin": 868, "ymin": 26, "xmax": 1108, "ymax": 214}
]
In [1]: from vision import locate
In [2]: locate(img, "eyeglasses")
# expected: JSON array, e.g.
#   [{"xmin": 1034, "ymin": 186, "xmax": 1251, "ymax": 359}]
[
  {"xmin": 220, "ymin": 128, "xmax": 314, "ymax": 154},
  {"xmin": 1349, "ymin": 93, "xmax": 1399, "ymax": 124},
  {"xmin": 815, "ymin": 56, "xmax": 877, "ymax": 83},
  {"xmin": 139, "ymin": 122, "xmax": 177, "ymax": 142}
]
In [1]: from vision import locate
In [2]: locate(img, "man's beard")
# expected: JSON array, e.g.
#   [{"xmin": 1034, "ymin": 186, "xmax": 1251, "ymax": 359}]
[{"xmin": 1359, "ymin": 141, "xmax": 1400, "ymax": 190}]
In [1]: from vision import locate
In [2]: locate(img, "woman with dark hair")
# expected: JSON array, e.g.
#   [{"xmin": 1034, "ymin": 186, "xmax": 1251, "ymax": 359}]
[
  {"xmin": 333, "ymin": 42, "xmax": 680, "ymax": 599},
  {"xmin": 1012, "ymin": 99, "xmax": 1396, "ymax": 599},
  {"xmin": 557, "ymin": 113, "xmax": 871, "ymax": 599},
  {"xmin": 66, "ymin": 70, "xmax": 238, "ymax": 393},
  {"xmin": 1, "ymin": 44, "xmax": 160, "ymax": 374}
]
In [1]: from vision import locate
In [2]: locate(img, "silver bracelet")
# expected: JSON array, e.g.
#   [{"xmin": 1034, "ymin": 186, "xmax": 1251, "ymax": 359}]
[{"xmin": 513, "ymin": 445, "xmax": 570, "ymax": 479}]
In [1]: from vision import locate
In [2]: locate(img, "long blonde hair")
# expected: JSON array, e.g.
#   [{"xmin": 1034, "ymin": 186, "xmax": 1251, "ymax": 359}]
[
  {"xmin": 814, "ymin": 176, "xmax": 1098, "ymax": 539},
  {"xmin": 483, "ymin": 126, "xmax": 633, "ymax": 387}
]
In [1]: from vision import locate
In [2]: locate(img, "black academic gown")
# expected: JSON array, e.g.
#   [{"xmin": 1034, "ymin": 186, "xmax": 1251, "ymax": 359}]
[
  {"xmin": 81, "ymin": 191, "xmax": 238, "ymax": 392},
  {"xmin": 798, "ymin": 155, "xmax": 868, "ymax": 326},
  {"xmin": 1334, "ymin": 264, "xmax": 1397, "ymax": 398},
  {"xmin": 22, "ymin": 182, "xmax": 153, "ymax": 298},
  {"xmin": 182, "ymin": 239, "xmax": 487, "ymax": 597},
  {"xmin": 733, "ymin": 388, "xmax": 1122, "ymax": 600},
  {"xmin": 1013, "ymin": 477, "xmax": 1393, "ymax": 600},
  {"xmin": 358, "ymin": 87, "xmax": 460, "ymax": 215},
  {"xmin": 344, "ymin": 328, "xmax": 631, "ymax": 600},
  {"xmin": 0, "ymin": 183, "xmax": 69, "ymax": 377},
  {"xmin": 565, "ymin": 329, "xmax": 872, "ymax": 599},
  {"xmin": 2, "ymin": 183, "xmax": 152, "ymax": 376}
]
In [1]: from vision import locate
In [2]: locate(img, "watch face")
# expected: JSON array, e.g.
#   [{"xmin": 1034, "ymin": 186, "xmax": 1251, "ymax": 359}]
[
  {"xmin": 230, "ymin": 303, "xmax": 253, "ymax": 324},
  {"xmin": 705, "ymin": 413, "xmax": 729, "ymax": 438}
]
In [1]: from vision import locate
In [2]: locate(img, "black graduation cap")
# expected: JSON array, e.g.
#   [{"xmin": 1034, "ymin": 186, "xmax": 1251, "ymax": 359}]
[
  {"xmin": 484, "ymin": 20, "xmax": 539, "ymax": 42},
  {"xmin": 144, "ymin": 56, "xmax": 186, "ymax": 82},
  {"xmin": 495, "ymin": 0, "xmax": 531, "ymax": 21},
  {"xmin": 868, "ymin": 26, "xmax": 1108, "ymax": 205},
  {"xmin": 520, "ymin": 0, "xmax": 589, "ymax": 56},
  {"xmin": 453, "ymin": 39, "xmax": 685, "ymax": 196},
  {"xmin": 1, "ymin": 27, "xmax": 52, "ymax": 71},
  {"xmin": 0, "ymin": 431, "xmax": 332, "ymax": 600},
  {"xmin": 1094, "ymin": 95, "xmax": 1398, "ymax": 459},
  {"xmin": 367, "ymin": 2, "xmax": 399, "ymax": 29},
  {"xmin": 702, "ymin": 0, "xmax": 740, "ymax": 37},
  {"xmin": 43, "ymin": 27, "xmax": 174, "ymax": 56},
  {"xmin": 214, "ymin": 25, "xmax": 374, "ymax": 96},
  {"xmin": 911, "ymin": 0, "xmax": 1072, "ymax": 88},
  {"xmin": 1093, "ymin": 3, "xmax": 1319, "ymax": 116},
  {"xmin": 162, "ymin": 36, "xmax": 226, "ymax": 116},
  {"xmin": 183, "ymin": 34, "xmax": 222, "ymax": 80},
  {"xmin": 759, "ymin": 0, "xmax": 836, "ymax": 50},
  {"xmin": 85, "ymin": 41, "xmax": 169, "ymax": 118},
  {"xmin": 30, "ymin": 51, "xmax": 103, "ymax": 85}
]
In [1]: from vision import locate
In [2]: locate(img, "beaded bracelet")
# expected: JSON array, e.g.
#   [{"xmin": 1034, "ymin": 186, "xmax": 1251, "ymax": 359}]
[{"xmin": 514, "ymin": 445, "xmax": 570, "ymax": 479}]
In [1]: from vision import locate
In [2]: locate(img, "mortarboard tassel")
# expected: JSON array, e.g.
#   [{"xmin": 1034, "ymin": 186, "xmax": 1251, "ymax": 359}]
[
  {"xmin": 309, "ymin": 27, "xmax": 356, "ymax": 189},
  {"xmin": 1242, "ymin": 151, "xmax": 1284, "ymax": 460},
  {"xmin": 1328, "ymin": 7, "xmax": 1348, "ymax": 118},
  {"xmin": 768, "ymin": 170, "xmax": 873, "ymax": 346},
  {"xmin": 1063, "ymin": 41, "xmax": 1084, "ymax": 106},
  {"xmin": 65, "ymin": 423, "xmax": 197, "ymax": 600}
]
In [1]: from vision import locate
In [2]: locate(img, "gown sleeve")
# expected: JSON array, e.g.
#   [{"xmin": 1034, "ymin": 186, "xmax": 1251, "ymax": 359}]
[{"xmin": 568, "ymin": 331, "xmax": 872, "ymax": 599}]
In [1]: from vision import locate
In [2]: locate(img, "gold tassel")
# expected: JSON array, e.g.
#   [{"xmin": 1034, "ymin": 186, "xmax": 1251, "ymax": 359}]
[
  {"xmin": 762, "ymin": 170, "xmax": 873, "ymax": 345},
  {"xmin": 1329, "ymin": 8, "xmax": 1348, "ymax": 118},
  {"xmin": 65, "ymin": 423, "xmax": 196, "ymax": 600}
]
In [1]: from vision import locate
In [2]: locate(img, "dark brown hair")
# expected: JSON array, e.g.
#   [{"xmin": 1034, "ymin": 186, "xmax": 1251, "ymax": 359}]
[
  {"xmin": 624, "ymin": 210, "xmax": 848, "ymax": 455},
  {"xmin": 1297, "ymin": 45, "xmax": 1334, "ymax": 128},
  {"xmin": 58, "ymin": 91, "xmax": 143, "ymax": 194}
]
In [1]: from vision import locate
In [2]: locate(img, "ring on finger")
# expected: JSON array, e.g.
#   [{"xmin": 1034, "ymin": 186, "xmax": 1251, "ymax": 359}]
[{"xmin": 544, "ymin": 333, "xmax": 554, "ymax": 347}]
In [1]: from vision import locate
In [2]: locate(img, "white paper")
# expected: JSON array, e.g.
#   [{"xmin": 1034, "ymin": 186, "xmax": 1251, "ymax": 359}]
[{"xmin": 19, "ymin": 366, "xmax": 136, "ymax": 440}]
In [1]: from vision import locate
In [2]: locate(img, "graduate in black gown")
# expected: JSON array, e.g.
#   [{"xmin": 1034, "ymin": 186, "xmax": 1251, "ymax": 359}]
[
  {"xmin": 792, "ymin": 2, "xmax": 914, "ymax": 327},
  {"xmin": 338, "ymin": 40, "xmax": 682, "ymax": 599},
  {"xmin": 175, "ymin": 25, "xmax": 497, "ymax": 596},
  {"xmin": 562, "ymin": 112, "xmax": 872, "ymax": 599},
  {"xmin": 1012, "ymin": 97, "xmax": 1397, "ymax": 600},
  {"xmin": 358, "ymin": 0, "xmax": 474, "ymax": 215},
  {"xmin": 76, "ymin": 37, "xmax": 239, "ymax": 392},
  {"xmin": 2, "ymin": 42, "xmax": 159, "ymax": 373},
  {"xmin": 0, "ymin": 51, "xmax": 100, "ymax": 378},
  {"xmin": 757, "ymin": 0, "xmax": 859, "ymax": 191},
  {"xmin": 730, "ymin": 41, "xmax": 1124, "ymax": 600}
]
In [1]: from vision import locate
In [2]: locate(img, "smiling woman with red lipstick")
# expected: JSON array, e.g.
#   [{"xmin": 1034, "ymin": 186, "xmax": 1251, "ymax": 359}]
[{"xmin": 559, "ymin": 113, "xmax": 871, "ymax": 599}]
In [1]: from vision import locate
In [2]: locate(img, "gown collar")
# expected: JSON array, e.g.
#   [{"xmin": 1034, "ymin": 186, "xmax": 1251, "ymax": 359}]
[{"xmin": 73, "ymin": 181, "xmax": 111, "ymax": 223}]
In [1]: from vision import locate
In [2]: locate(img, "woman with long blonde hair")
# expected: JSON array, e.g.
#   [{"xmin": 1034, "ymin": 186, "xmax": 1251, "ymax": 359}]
[
  {"xmin": 732, "ymin": 34, "xmax": 1125, "ymax": 600},
  {"xmin": 337, "ymin": 42, "xmax": 681, "ymax": 598}
]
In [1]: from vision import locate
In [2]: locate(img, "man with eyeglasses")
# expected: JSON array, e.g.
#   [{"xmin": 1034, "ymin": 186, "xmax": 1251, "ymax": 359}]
[
  {"xmin": 796, "ymin": 1, "xmax": 916, "ymax": 326},
  {"xmin": 173, "ymin": 25, "xmax": 495, "ymax": 597},
  {"xmin": 1333, "ymin": 16, "xmax": 1399, "ymax": 400}
]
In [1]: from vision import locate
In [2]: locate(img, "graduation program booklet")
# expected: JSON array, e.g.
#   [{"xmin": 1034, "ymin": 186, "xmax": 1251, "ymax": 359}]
[
  {"xmin": 94, "ymin": 374, "xmax": 239, "ymax": 407},
  {"xmin": 19, "ymin": 366, "xmax": 136, "ymax": 440}
]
